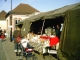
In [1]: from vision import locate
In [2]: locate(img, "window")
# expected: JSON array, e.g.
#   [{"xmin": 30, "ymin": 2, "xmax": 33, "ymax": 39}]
[{"xmin": 15, "ymin": 20, "xmax": 21, "ymax": 24}]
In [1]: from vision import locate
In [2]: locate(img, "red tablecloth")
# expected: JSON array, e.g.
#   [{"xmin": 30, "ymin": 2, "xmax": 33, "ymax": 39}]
[
  {"xmin": 40, "ymin": 36, "xmax": 49, "ymax": 39},
  {"xmin": 40, "ymin": 36, "xmax": 59, "ymax": 46},
  {"xmin": 49, "ymin": 37, "xmax": 59, "ymax": 46}
]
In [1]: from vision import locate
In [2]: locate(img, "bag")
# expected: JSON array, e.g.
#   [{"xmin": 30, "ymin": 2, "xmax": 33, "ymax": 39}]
[{"xmin": 16, "ymin": 36, "xmax": 21, "ymax": 43}]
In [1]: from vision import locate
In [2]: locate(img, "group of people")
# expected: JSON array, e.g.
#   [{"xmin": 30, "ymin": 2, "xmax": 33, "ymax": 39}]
[{"xmin": 0, "ymin": 27, "xmax": 6, "ymax": 40}]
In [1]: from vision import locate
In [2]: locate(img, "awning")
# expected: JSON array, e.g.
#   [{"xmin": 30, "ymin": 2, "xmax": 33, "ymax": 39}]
[
  {"xmin": 23, "ymin": 10, "xmax": 58, "ymax": 22},
  {"xmin": 16, "ymin": 9, "xmax": 60, "ymax": 26},
  {"xmin": 21, "ymin": 20, "xmax": 31, "ymax": 37}
]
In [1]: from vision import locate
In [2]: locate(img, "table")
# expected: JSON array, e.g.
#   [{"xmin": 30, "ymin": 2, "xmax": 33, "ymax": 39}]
[
  {"xmin": 29, "ymin": 35, "xmax": 59, "ymax": 54},
  {"xmin": 40, "ymin": 36, "xmax": 59, "ymax": 46}
]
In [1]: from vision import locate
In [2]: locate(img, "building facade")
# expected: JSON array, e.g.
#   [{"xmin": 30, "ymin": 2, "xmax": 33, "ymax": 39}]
[
  {"xmin": 0, "ymin": 10, "xmax": 7, "ymax": 30},
  {"xmin": 5, "ymin": 3, "xmax": 39, "ymax": 37}
]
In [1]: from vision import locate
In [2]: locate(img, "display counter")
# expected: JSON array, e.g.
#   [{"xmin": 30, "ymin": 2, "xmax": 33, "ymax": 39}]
[{"xmin": 29, "ymin": 35, "xmax": 59, "ymax": 54}]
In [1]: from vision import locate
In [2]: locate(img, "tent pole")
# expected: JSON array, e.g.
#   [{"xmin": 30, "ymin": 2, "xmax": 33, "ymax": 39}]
[{"xmin": 41, "ymin": 20, "xmax": 45, "ymax": 35}]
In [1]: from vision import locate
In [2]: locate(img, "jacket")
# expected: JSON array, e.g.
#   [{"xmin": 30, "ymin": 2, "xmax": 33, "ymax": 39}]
[{"xmin": 13, "ymin": 30, "xmax": 21, "ymax": 43}]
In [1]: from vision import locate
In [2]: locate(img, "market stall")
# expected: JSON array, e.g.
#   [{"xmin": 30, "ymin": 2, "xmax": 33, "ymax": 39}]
[
  {"xmin": 20, "ymin": 13, "xmax": 62, "ymax": 54},
  {"xmin": 27, "ymin": 33, "xmax": 59, "ymax": 54}
]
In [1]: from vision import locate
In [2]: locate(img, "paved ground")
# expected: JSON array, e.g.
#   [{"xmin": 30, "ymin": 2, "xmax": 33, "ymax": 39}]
[
  {"xmin": 0, "ymin": 41, "xmax": 7, "ymax": 60},
  {"xmin": 1, "ymin": 39, "xmax": 20, "ymax": 60},
  {"xmin": 0, "ymin": 38, "xmax": 57, "ymax": 60}
]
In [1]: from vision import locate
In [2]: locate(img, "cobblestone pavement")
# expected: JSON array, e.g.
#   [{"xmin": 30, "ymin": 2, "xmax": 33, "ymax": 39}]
[{"xmin": 1, "ymin": 38, "xmax": 57, "ymax": 60}]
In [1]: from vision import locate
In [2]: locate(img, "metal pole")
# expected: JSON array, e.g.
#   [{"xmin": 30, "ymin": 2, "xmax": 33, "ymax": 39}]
[
  {"xmin": 41, "ymin": 20, "xmax": 45, "ymax": 35},
  {"xmin": 10, "ymin": 0, "xmax": 12, "ymax": 42}
]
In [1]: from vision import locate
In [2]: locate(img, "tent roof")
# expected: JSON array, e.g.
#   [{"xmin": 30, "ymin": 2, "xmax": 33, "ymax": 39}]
[
  {"xmin": 23, "ymin": 2, "xmax": 80, "ymax": 22},
  {"xmin": 44, "ymin": 2, "xmax": 80, "ymax": 19},
  {"xmin": 22, "ymin": 9, "xmax": 58, "ymax": 22},
  {"xmin": 24, "ymin": 12, "xmax": 46, "ymax": 22},
  {"xmin": 20, "ymin": 2, "xmax": 80, "ymax": 38},
  {"xmin": 16, "ymin": 2, "xmax": 80, "ymax": 26},
  {"xmin": 16, "ymin": 11, "xmax": 53, "ymax": 25}
]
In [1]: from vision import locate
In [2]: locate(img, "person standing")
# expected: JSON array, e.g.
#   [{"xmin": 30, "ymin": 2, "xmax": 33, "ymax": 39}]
[
  {"xmin": 0, "ymin": 27, "xmax": 2, "ymax": 38},
  {"xmin": 3, "ymin": 29, "xmax": 6, "ymax": 38},
  {"xmin": 55, "ymin": 25, "xmax": 61, "ymax": 39},
  {"xmin": 13, "ymin": 26, "xmax": 21, "ymax": 56}
]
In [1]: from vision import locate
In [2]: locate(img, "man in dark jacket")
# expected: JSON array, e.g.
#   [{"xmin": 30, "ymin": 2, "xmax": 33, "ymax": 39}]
[
  {"xmin": 13, "ymin": 26, "xmax": 21, "ymax": 56},
  {"xmin": 0, "ymin": 27, "xmax": 2, "ymax": 38},
  {"xmin": 55, "ymin": 25, "xmax": 61, "ymax": 39}
]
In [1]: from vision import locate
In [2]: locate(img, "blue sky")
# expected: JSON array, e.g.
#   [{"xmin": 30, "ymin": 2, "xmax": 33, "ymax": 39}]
[{"xmin": 0, "ymin": 0, "xmax": 80, "ymax": 12}]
